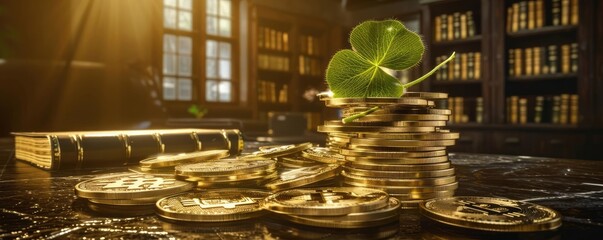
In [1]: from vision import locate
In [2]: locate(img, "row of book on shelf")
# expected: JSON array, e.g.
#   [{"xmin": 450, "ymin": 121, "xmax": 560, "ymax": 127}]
[
  {"xmin": 258, "ymin": 26, "xmax": 289, "ymax": 52},
  {"xmin": 299, "ymin": 55, "xmax": 321, "ymax": 76},
  {"xmin": 435, "ymin": 52, "xmax": 481, "ymax": 81},
  {"xmin": 446, "ymin": 97, "xmax": 483, "ymax": 124},
  {"xmin": 258, "ymin": 54, "xmax": 290, "ymax": 72},
  {"xmin": 257, "ymin": 81, "xmax": 288, "ymax": 104},
  {"xmin": 507, "ymin": 0, "xmax": 578, "ymax": 33},
  {"xmin": 299, "ymin": 34, "xmax": 321, "ymax": 56},
  {"xmin": 434, "ymin": 11, "xmax": 477, "ymax": 42},
  {"xmin": 508, "ymin": 43, "xmax": 578, "ymax": 77},
  {"xmin": 506, "ymin": 94, "xmax": 578, "ymax": 125}
]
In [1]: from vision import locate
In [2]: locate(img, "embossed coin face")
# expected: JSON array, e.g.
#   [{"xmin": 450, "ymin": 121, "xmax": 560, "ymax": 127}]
[
  {"xmin": 175, "ymin": 158, "xmax": 276, "ymax": 176},
  {"xmin": 301, "ymin": 147, "xmax": 344, "ymax": 164},
  {"xmin": 75, "ymin": 172, "xmax": 194, "ymax": 200},
  {"xmin": 156, "ymin": 189, "xmax": 270, "ymax": 222},
  {"xmin": 263, "ymin": 187, "xmax": 390, "ymax": 216},
  {"xmin": 265, "ymin": 164, "xmax": 341, "ymax": 191},
  {"xmin": 238, "ymin": 142, "xmax": 313, "ymax": 159},
  {"xmin": 139, "ymin": 150, "xmax": 229, "ymax": 168},
  {"xmin": 419, "ymin": 196, "xmax": 562, "ymax": 232}
]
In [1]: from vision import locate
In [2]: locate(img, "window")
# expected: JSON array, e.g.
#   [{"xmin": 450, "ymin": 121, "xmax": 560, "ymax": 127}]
[{"xmin": 162, "ymin": 0, "xmax": 237, "ymax": 103}]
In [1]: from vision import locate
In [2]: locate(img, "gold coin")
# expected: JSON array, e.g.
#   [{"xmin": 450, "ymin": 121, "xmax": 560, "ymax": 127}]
[
  {"xmin": 238, "ymin": 142, "xmax": 313, "ymax": 160},
  {"xmin": 88, "ymin": 196, "xmax": 160, "ymax": 206},
  {"xmin": 323, "ymin": 97, "xmax": 434, "ymax": 107},
  {"xmin": 390, "ymin": 190, "xmax": 455, "ymax": 200},
  {"xmin": 345, "ymin": 160, "xmax": 452, "ymax": 171},
  {"xmin": 265, "ymin": 164, "xmax": 341, "ymax": 191},
  {"xmin": 155, "ymin": 189, "xmax": 270, "ymax": 222},
  {"xmin": 403, "ymin": 92, "xmax": 449, "ymax": 100},
  {"xmin": 345, "ymin": 181, "xmax": 458, "ymax": 194},
  {"xmin": 355, "ymin": 132, "xmax": 459, "ymax": 140},
  {"xmin": 263, "ymin": 187, "xmax": 390, "ymax": 216},
  {"xmin": 324, "ymin": 120, "xmax": 447, "ymax": 127},
  {"xmin": 343, "ymin": 166, "xmax": 455, "ymax": 178},
  {"xmin": 351, "ymin": 114, "xmax": 448, "ymax": 122},
  {"xmin": 345, "ymin": 156, "xmax": 449, "ymax": 165},
  {"xmin": 339, "ymin": 149, "xmax": 447, "ymax": 158},
  {"xmin": 317, "ymin": 125, "xmax": 436, "ymax": 133},
  {"xmin": 75, "ymin": 172, "xmax": 194, "ymax": 200},
  {"xmin": 176, "ymin": 167, "xmax": 276, "ymax": 183},
  {"xmin": 348, "ymin": 138, "xmax": 456, "ymax": 147},
  {"xmin": 190, "ymin": 172, "xmax": 278, "ymax": 188},
  {"xmin": 346, "ymin": 145, "xmax": 447, "ymax": 152},
  {"xmin": 342, "ymin": 171, "xmax": 456, "ymax": 187},
  {"xmin": 278, "ymin": 197, "xmax": 401, "ymax": 229},
  {"xmin": 419, "ymin": 196, "xmax": 562, "ymax": 232},
  {"xmin": 300, "ymin": 147, "xmax": 345, "ymax": 164},
  {"xmin": 175, "ymin": 158, "xmax": 276, "ymax": 176},
  {"xmin": 279, "ymin": 155, "xmax": 321, "ymax": 166},
  {"xmin": 342, "ymin": 107, "xmax": 451, "ymax": 116},
  {"xmin": 139, "ymin": 150, "xmax": 230, "ymax": 168},
  {"xmin": 128, "ymin": 166, "xmax": 174, "ymax": 175}
]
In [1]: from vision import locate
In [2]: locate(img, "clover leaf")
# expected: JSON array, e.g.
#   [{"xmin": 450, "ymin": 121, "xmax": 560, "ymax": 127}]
[{"xmin": 326, "ymin": 19, "xmax": 454, "ymax": 98}]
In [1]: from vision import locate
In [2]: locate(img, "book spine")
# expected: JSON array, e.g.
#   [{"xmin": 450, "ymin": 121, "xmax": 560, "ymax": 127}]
[
  {"xmin": 449, "ymin": 53, "xmax": 455, "ymax": 80},
  {"xmin": 435, "ymin": 16, "xmax": 442, "ymax": 42},
  {"xmin": 570, "ymin": 94, "xmax": 579, "ymax": 124},
  {"xmin": 476, "ymin": 97, "xmax": 483, "ymax": 123},
  {"xmin": 561, "ymin": 44, "xmax": 570, "ymax": 74},
  {"xmin": 552, "ymin": 95, "xmax": 561, "ymax": 123},
  {"xmin": 571, "ymin": 0, "xmax": 579, "ymax": 25},
  {"xmin": 528, "ymin": 1, "xmax": 535, "ymax": 29},
  {"xmin": 508, "ymin": 49, "xmax": 515, "ymax": 76},
  {"xmin": 448, "ymin": 98, "xmax": 455, "ymax": 123},
  {"xmin": 507, "ymin": 7, "xmax": 513, "ymax": 33},
  {"xmin": 561, "ymin": 0, "xmax": 570, "ymax": 25},
  {"xmin": 536, "ymin": 0, "xmax": 544, "ymax": 27},
  {"xmin": 570, "ymin": 43, "xmax": 578, "ymax": 72},
  {"xmin": 533, "ymin": 47, "xmax": 541, "ymax": 75},
  {"xmin": 474, "ymin": 52, "xmax": 481, "ymax": 79},
  {"xmin": 560, "ymin": 94, "xmax": 569, "ymax": 124},
  {"xmin": 519, "ymin": 1, "xmax": 528, "ymax": 30},
  {"xmin": 258, "ymin": 26, "xmax": 264, "ymax": 48},
  {"xmin": 454, "ymin": 54, "xmax": 461, "ymax": 79},
  {"xmin": 441, "ymin": 14, "xmax": 448, "ymax": 41},
  {"xmin": 511, "ymin": 96, "xmax": 519, "ymax": 124},
  {"xmin": 519, "ymin": 98, "xmax": 528, "ymax": 124},
  {"xmin": 442, "ymin": 55, "xmax": 449, "ymax": 80},
  {"xmin": 525, "ymin": 47, "xmax": 533, "ymax": 75},
  {"xmin": 455, "ymin": 97, "xmax": 464, "ymax": 123},
  {"xmin": 460, "ymin": 13, "xmax": 467, "ymax": 39},
  {"xmin": 552, "ymin": 0, "xmax": 561, "ymax": 26},
  {"xmin": 435, "ymin": 56, "xmax": 442, "ymax": 81},
  {"xmin": 534, "ymin": 96, "xmax": 544, "ymax": 123},
  {"xmin": 514, "ymin": 48, "xmax": 523, "ymax": 76},
  {"xmin": 283, "ymin": 32, "xmax": 289, "ymax": 52},
  {"xmin": 548, "ymin": 45, "xmax": 558, "ymax": 74},
  {"xmin": 467, "ymin": 11, "xmax": 475, "ymax": 37},
  {"xmin": 461, "ymin": 53, "xmax": 468, "ymax": 80},
  {"xmin": 541, "ymin": 46, "xmax": 549, "ymax": 74},
  {"xmin": 468, "ymin": 52, "xmax": 475, "ymax": 79},
  {"xmin": 512, "ymin": 3, "xmax": 520, "ymax": 32},
  {"xmin": 453, "ymin": 12, "xmax": 461, "ymax": 40}
]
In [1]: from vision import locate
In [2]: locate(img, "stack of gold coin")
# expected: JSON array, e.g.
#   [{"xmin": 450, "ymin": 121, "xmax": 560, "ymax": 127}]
[
  {"xmin": 264, "ymin": 187, "xmax": 400, "ymax": 228},
  {"xmin": 74, "ymin": 172, "xmax": 194, "ymax": 212},
  {"xmin": 175, "ymin": 158, "xmax": 277, "ymax": 188},
  {"xmin": 251, "ymin": 142, "xmax": 315, "ymax": 169},
  {"xmin": 318, "ymin": 92, "xmax": 459, "ymax": 207}
]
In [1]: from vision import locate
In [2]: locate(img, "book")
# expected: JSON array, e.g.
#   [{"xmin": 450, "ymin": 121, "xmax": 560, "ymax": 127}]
[
  {"xmin": 525, "ymin": 47, "xmax": 533, "ymax": 75},
  {"xmin": 460, "ymin": 13, "xmax": 467, "ymax": 39},
  {"xmin": 534, "ymin": 96, "xmax": 544, "ymax": 123},
  {"xmin": 560, "ymin": 94, "xmax": 569, "ymax": 124},
  {"xmin": 435, "ymin": 56, "xmax": 442, "ymax": 81},
  {"xmin": 474, "ymin": 52, "xmax": 481, "ymax": 79},
  {"xmin": 441, "ymin": 14, "xmax": 448, "ymax": 41},
  {"xmin": 468, "ymin": 52, "xmax": 475, "ymax": 79},
  {"xmin": 435, "ymin": 16, "xmax": 442, "ymax": 42},
  {"xmin": 541, "ymin": 46, "xmax": 550, "ymax": 74},
  {"xmin": 512, "ymin": 3, "xmax": 520, "ymax": 32},
  {"xmin": 548, "ymin": 45, "xmax": 558, "ymax": 74},
  {"xmin": 258, "ymin": 26, "xmax": 264, "ymax": 48},
  {"xmin": 507, "ymin": 7, "xmax": 513, "ymax": 33},
  {"xmin": 552, "ymin": 0, "xmax": 561, "ymax": 25},
  {"xmin": 561, "ymin": 0, "xmax": 570, "ymax": 25},
  {"xmin": 283, "ymin": 32, "xmax": 289, "ymax": 51},
  {"xmin": 447, "ymin": 14, "xmax": 454, "ymax": 41},
  {"xmin": 509, "ymin": 49, "xmax": 515, "ymax": 76},
  {"xmin": 461, "ymin": 53, "xmax": 468, "ymax": 80},
  {"xmin": 561, "ymin": 44, "xmax": 570, "ymax": 74},
  {"xmin": 519, "ymin": 1, "xmax": 528, "ymax": 30},
  {"xmin": 510, "ymin": 96, "xmax": 519, "ymax": 124},
  {"xmin": 536, "ymin": 0, "xmax": 544, "ymax": 27},
  {"xmin": 571, "ymin": 0, "xmax": 579, "ymax": 25},
  {"xmin": 552, "ymin": 95, "xmax": 561, "ymax": 123},
  {"xmin": 570, "ymin": 43, "xmax": 578, "ymax": 72},
  {"xmin": 533, "ymin": 47, "xmax": 542, "ymax": 75},
  {"xmin": 13, "ymin": 129, "xmax": 244, "ymax": 170},
  {"xmin": 454, "ymin": 54, "xmax": 461, "ymax": 79},
  {"xmin": 454, "ymin": 97, "xmax": 464, "ymax": 123},
  {"xmin": 528, "ymin": 1, "xmax": 535, "ymax": 29},
  {"xmin": 448, "ymin": 98, "xmax": 455, "ymax": 123},
  {"xmin": 570, "ymin": 94, "xmax": 579, "ymax": 124},
  {"xmin": 441, "ymin": 55, "xmax": 448, "ymax": 80},
  {"xmin": 476, "ymin": 97, "xmax": 483, "ymax": 123},
  {"xmin": 519, "ymin": 98, "xmax": 528, "ymax": 124},
  {"xmin": 514, "ymin": 48, "xmax": 523, "ymax": 76},
  {"xmin": 467, "ymin": 11, "xmax": 475, "ymax": 37},
  {"xmin": 453, "ymin": 12, "xmax": 461, "ymax": 40}
]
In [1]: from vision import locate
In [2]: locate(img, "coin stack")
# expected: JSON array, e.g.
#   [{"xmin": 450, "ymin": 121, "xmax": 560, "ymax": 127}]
[
  {"xmin": 264, "ymin": 187, "xmax": 400, "ymax": 228},
  {"xmin": 175, "ymin": 158, "xmax": 278, "ymax": 188},
  {"xmin": 318, "ymin": 92, "xmax": 459, "ymax": 207},
  {"xmin": 133, "ymin": 150, "xmax": 231, "ymax": 174}
]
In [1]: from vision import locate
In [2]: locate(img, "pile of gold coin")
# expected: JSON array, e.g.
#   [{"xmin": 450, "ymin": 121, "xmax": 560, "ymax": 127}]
[
  {"xmin": 264, "ymin": 187, "xmax": 401, "ymax": 228},
  {"xmin": 318, "ymin": 92, "xmax": 459, "ymax": 207}
]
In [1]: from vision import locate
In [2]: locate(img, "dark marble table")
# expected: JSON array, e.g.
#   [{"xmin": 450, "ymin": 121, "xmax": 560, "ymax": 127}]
[{"xmin": 1, "ymin": 140, "xmax": 602, "ymax": 239}]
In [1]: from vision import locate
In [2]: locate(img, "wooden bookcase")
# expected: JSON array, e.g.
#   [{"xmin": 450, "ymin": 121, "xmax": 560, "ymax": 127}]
[
  {"xmin": 421, "ymin": 0, "xmax": 601, "ymax": 159},
  {"xmin": 248, "ymin": 5, "xmax": 329, "ymax": 130}
]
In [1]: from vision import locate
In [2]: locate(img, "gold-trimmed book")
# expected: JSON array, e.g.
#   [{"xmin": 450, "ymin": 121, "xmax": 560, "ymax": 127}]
[{"xmin": 13, "ymin": 129, "xmax": 244, "ymax": 170}]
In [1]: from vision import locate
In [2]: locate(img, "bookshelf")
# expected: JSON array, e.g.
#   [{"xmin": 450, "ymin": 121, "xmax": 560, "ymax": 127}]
[
  {"xmin": 249, "ymin": 5, "xmax": 329, "ymax": 131},
  {"xmin": 421, "ymin": 0, "xmax": 599, "ymax": 159}
]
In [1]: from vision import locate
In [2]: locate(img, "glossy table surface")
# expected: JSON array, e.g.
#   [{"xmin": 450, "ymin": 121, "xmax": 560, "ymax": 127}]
[{"xmin": 1, "ymin": 140, "xmax": 602, "ymax": 239}]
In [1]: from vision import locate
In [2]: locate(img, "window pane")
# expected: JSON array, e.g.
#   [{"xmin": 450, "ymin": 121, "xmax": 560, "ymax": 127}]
[
  {"xmin": 163, "ymin": 54, "xmax": 176, "ymax": 74},
  {"xmin": 218, "ymin": 42, "xmax": 231, "ymax": 59},
  {"xmin": 163, "ymin": 34, "xmax": 177, "ymax": 52},
  {"xmin": 219, "ymin": 0, "xmax": 231, "ymax": 17},
  {"xmin": 178, "ymin": 55, "xmax": 192, "ymax": 76},
  {"xmin": 206, "ymin": 40, "xmax": 217, "ymax": 57},
  {"xmin": 163, "ymin": 77, "xmax": 176, "ymax": 100},
  {"xmin": 207, "ymin": 0, "xmax": 218, "ymax": 15},
  {"xmin": 206, "ymin": 59, "xmax": 217, "ymax": 78},
  {"xmin": 219, "ymin": 59, "xmax": 231, "ymax": 79},
  {"xmin": 218, "ymin": 18, "xmax": 231, "ymax": 37},
  {"xmin": 218, "ymin": 81, "xmax": 231, "ymax": 102},
  {"xmin": 206, "ymin": 80, "xmax": 218, "ymax": 101},
  {"xmin": 178, "ymin": 0, "xmax": 192, "ymax": 10},
  {"xmin": 178, "ymin": 10, "xmax": 192, "ymax": 30},
  {"xmin": 164, "ymin": 8, "xmax": 177, "ymax": 29},
  {"xmin": 178, "ymin": 36, "xmax": 192, "ymax": 54},
  {"xmin": 178, "ymin": 78, "xmax": 192, "ymax": 100},
  {"xmin": 207, "ymin": 16, "xmax": 218, "ymax": 35},
  {"xmin": 164, "ymin": 0, "xmax": 177, "ymax": 7}
]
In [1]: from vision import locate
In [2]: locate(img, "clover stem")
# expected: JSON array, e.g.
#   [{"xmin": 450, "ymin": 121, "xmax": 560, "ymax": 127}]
[
  {"xmin": 402, "ymin": 52, "xmax": 456, "ymax": 89},
  {"xmin": 342, "ymin": 106, "xmax": 380, "ymax": 124}
]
